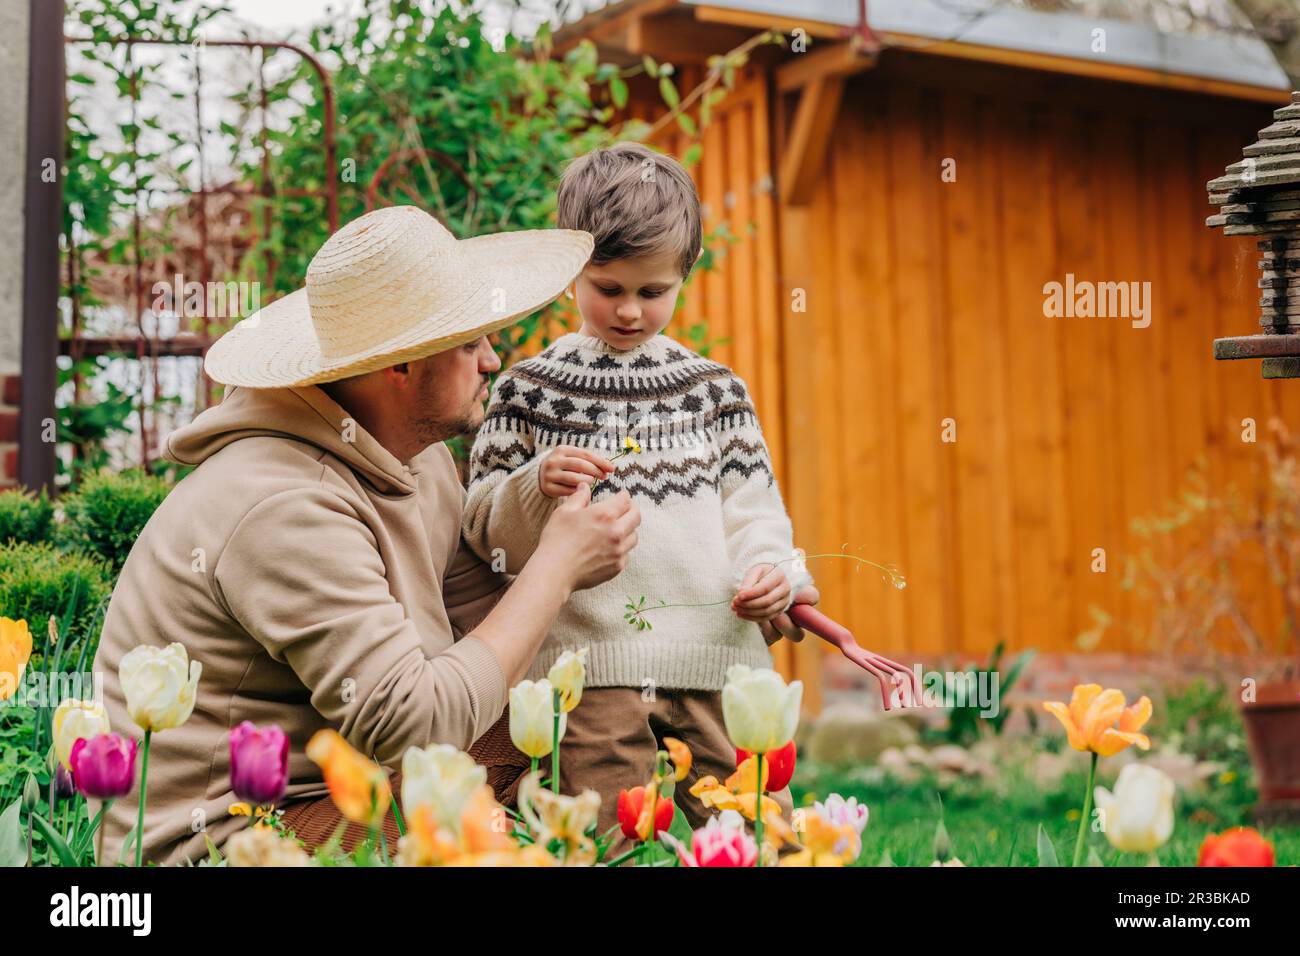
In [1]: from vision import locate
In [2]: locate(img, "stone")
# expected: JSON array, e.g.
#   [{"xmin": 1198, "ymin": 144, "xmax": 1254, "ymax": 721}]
[{"xmin": 804, "ymin": 703, "xmax": 921, "ymax": 767}]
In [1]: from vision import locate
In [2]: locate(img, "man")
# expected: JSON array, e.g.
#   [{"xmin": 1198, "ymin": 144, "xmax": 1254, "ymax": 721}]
[{"xmin": 89, "ymin": 205, "xmax": 641, "ymax": 865}]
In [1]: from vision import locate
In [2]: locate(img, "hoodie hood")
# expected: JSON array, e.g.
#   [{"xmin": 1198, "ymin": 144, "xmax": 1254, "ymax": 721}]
[{"xmin": 165, "ymin": 386, "xmax": 416, "ymax": 496}]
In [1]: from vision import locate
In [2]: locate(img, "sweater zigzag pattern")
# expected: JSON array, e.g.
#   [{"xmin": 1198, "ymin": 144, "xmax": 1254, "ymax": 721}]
[{"xmin": 462, "ymin": 331, "xmax": 812, "ymax": 691}]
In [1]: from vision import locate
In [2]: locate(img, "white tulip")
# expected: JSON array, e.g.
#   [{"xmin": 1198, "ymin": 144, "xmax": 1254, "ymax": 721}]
[
  {"xmin": 510, "ymin": 678, "xmax": 565, "ymax": 758},
  {"xmin": 401, "ymin": 743, "xmax": 487, "ymax": 831},
  {"xmin": 119, "ymin": 642, "xmax": 202, "ymax": 732},
  {"xmin": 721, "ymin": 664, "xmax": 802, "ymax": 753},
  {"xmin": 1093, "ymin": 763, "xmax": 1176, "ymax": 853}
]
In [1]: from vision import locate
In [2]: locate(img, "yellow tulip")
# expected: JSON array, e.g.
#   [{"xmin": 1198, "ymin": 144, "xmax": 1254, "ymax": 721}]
[
  {"xmin": 517, "ymin": 769, "xmax": 600, "ymax": 865},
  {"xmin": 119, "ymin": 642, "xmax": 202, "ymax": 732},
  {"xmin": 509, "ymin": 679, "xmax": 564, "ymax": 758},
  {"xmin": 397, "ymin": 784, "xmax": 551, "ymax": 867},
  {"xmin": 784, "ymin": 806, "xmax": 861, "ymax": 866},
  {"xmin": 400, "ymin": 743, "xmax": 486, "ymax": 832},
  {"xmin": 52, "ymin": 698, "xmax": 112, "ymax": 770},
  {"xmin": 1042, "ymin": 684, "xmax": 1152, "ymax": 757},
  {"xmin": 722, "ymin": 665, "xmax": 802, "ymax": 753},
  {"xmin": 688, "ymin": 763, "xmax": 793, "ymax": 847},
  {"xmin": 0, "ymin": 618, "xmax": 33, "ymax": 702},
  {"xmin": 305, "ymin": 729, "xmax": 390, "ymax": 828},
  {"xmin": 546, "ymin": 648, "xmax": 588, "ymax": 713}
]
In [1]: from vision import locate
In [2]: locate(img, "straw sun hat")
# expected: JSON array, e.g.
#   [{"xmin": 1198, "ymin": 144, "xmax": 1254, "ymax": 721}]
[{"xmin": 204, "ymin": 205, "xmax": 593, "ymax": 388}]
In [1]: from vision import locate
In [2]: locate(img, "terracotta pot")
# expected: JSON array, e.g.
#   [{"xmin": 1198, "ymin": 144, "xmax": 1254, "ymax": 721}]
[{"xmin": 1240, "ymin": 679, "xmax": 1300, "ymax": 802}]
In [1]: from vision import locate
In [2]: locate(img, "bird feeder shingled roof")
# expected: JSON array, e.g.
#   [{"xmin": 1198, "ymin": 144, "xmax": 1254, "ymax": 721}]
[{"xmin": 1210, "ymin": 91, "xmax": 1300, "ymax": 378}]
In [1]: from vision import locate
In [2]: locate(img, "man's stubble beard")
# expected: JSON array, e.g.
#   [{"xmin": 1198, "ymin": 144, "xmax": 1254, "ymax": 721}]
[{"xmin": 411, "ymin": 392, "xmax": 483, "ymax": 448}]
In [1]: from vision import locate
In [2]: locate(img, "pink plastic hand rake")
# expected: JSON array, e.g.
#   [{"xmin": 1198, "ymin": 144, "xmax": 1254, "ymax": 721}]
[{"xmin": 786, "ymin": 604, "xmax": 920, "ymax": 711}]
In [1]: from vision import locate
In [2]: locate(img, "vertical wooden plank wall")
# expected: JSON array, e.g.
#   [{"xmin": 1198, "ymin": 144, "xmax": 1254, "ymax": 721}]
[{"xmin": 769, "ymin": 52, "xmax": 1296, "ymax": 666}]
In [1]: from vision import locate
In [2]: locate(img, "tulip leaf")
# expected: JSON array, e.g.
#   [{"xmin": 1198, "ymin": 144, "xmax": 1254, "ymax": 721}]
[
  {"xmin": 204, "ymin": 834, "xmax": 222, "ymax": 866},
  {"xmin": 1086, "ymin": 847, "xmax": 1104, "ymax": 867},
  {"xmin": 666, "ymin": 803, "xmax": 693, "ymax": 845},
  {"xmin": 117, "ymin": 822, "xmax": 138, "ymax": 866},
  {"xmin": 933, "ymin": 817, "xmax": 952, "ymax": 863},
  {"xmin": 0, "ymin": 800, "xmax": 25, "ymax": 867},
  {"xmin": 878, "ymin": 849, "xmax": 895, "ymax": 867},
  {"xmin": 1036, "ymin": 824, "xmax": 1060, "ymax": 867},
  {"xmin": 30, "ymin": 813, "xmax": 77, "ymax": 867}
]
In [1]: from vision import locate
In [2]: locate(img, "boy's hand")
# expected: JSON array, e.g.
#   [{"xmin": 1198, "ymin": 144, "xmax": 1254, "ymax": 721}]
[
  {"xmin": 732, "ymin": 562, "xmax": 792, "ymax": 623},
  {"xmin": 539, "ymin": 445, "xmax": 615, "ymax": 499}
]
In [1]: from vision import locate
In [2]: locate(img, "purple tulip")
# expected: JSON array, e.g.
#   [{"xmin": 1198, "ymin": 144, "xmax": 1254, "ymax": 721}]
[
  {"xmin": 70, "ymin": 734, "xmax": 138, "ymax": 799},
  {"xmin": 229, "ymin": 721, "xmax": 288, "ymax": 806},
  {"xmin": 54, "ymin": 764, "xmax": 77, "ymax": 800}
]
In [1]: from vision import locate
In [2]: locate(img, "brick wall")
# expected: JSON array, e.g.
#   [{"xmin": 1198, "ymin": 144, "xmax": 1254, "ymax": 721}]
[
  {"xmin": 0, "ymin": 374, "xmax": 18, "ymax": 488},
  {"xmin": 822, "ymin": 649, "xmax": 1293, "ymax": 730}
]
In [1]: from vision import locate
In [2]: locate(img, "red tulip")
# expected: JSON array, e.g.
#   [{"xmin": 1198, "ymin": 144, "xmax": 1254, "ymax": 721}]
[
  {"xmin": 617, "ymin": 786, "xmax": 674, "ymax": 841},
  {"xmin": 736, "ymin": 739, "xmax": 797, "ymax": 792},
  {"xmin": 70, "ymin": 734, "xmax": 137, "ymax": 799},
  {"xmin": 230, "ymin": 721, "xmax": 289, "ymax": 806},
  {"xmin": 1197, "ymin": 827, "xmax": 1275, "ymax": 867}
]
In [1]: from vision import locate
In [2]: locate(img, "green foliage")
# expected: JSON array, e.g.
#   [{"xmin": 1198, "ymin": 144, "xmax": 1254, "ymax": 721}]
[
  {"xmin": 0, "ymin": 543, "xmax": 112, "ymax": 655},
  {"xmin": 59, "ymin": 470, "xmax": 171, "ymax": 571},
  {"xmin": 0, "ymin": 490, "xmax": 55, "ymax": 546},
  {"xmin": 942, "ymin": 641, "xmax": 1036, "ymax": 745},
  {"xmin": 56, "ymin": 358, "xmax": 137, "ymax": 486}
]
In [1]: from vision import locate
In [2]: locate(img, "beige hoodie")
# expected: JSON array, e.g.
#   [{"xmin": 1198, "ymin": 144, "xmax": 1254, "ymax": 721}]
[{"xmin": 88, "ymin": 385, "xmax": 511, "ymax": 866}]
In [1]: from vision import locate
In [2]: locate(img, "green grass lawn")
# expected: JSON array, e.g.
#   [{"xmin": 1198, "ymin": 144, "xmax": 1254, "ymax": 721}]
[{"xmin": 791, "ymin": 758, "xmax": 1300, "ymax": 867}]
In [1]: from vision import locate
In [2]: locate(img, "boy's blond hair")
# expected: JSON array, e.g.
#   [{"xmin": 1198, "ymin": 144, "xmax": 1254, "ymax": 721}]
[{"xmin": 556, "ymin": 141, "xmax": 702, "ymax": 279}]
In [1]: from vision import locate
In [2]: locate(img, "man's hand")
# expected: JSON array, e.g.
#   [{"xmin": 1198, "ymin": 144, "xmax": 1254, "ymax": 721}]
[
  {"xmin": 535, "ymin": 480, "xmax": 640, "ymax": 591},
  {"xmin": 539, "ymin": 446, "xmax": 614, "ymax": 499},
  {"xmin": 757, "ymin": 584, "xmax": 820, "ymax": 646}
]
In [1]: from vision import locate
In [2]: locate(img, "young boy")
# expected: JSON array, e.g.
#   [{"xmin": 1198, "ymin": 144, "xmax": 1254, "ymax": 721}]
[{"xmin": 462, "ymin": 141, "xmax": 816, "ymax": 840}]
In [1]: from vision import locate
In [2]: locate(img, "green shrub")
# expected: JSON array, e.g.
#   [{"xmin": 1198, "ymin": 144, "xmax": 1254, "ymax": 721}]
[
  {"xmin": 59, "ymin": 470, "xmax": 169, "ymax": 570},
  {"xmin": 0, "ymin": 489, "xmax": 54, "ymax": 545},
  {"xmin": 0, "ymin": 543, "xmax": 112, "ymax": 662}
]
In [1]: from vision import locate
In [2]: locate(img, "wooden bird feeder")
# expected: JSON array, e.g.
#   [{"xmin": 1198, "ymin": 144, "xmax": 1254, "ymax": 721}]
[{"xmin": 1210, "ymin": 91, "xmax": 1300, "ymax": 378}]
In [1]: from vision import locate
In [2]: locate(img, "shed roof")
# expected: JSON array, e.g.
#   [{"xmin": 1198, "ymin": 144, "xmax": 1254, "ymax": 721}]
[{"xmin": 560, "ymin": 0, "xmax": 1289, "ymax": 100}]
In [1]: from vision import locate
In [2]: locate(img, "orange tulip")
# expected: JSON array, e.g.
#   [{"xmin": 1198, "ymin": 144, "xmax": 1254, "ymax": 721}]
[
  {"xmin": 663, "ymin": 737, "xmax": 691, "ymax": 782},
  {"xmin": 305, "ymin": 729, "xmax": 390, "ymax": 828},
  {"xmin": 1043, "ymin": 684, "xmax": 1152, "ymax": 757},
  {"xmin": 0, "ymin": 618, "xmax": 33, "ymax": 702},
  {"xmin": 1198, "ymin": 827, "xmax": 1275, "ymax": 867}
]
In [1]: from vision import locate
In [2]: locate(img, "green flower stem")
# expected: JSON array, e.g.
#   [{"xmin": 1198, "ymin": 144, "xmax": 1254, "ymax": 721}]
[
  {"xmin": 754, "ymin": 751, "xmax": 765, "ymax": 867},
  {"xmin": 135, "ymin": 729, "xmax": 152, "ymax": 867},
  {"xmin": 589, "ymin": 447, "xmax": 635, "ymax": 493},
  {"xmin": 551, "ymin": 688, "xmax": 562, "ymax": 794},
  {"xmin": 627, "ymin": 551, "xmax": 905, "ymax": 626},
  {"xmin": 1072, "ymin": 751, "xmax": 1098, "ymax": 868},
  {"xmin": 92, "ymin": 799, "xmax": 113, "ymax": 867}
]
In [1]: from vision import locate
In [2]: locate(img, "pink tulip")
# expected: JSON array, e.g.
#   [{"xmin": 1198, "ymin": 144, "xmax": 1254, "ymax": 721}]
[
  {"xmin": 70, "ymin": 734, "xmax": 137, "ymax": 799},
  {"xmin": 671, "ymin": 810, "xmax": 758, "ymax": 867},
  {"xmin": 229, "ymin": 721, "xmax": 288, "ymax": 806}
]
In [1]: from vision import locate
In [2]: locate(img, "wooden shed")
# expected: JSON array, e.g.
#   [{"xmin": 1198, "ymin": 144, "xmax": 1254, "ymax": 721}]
[{"xmin": 553, "ymin": 0, "xmax": 1297, "ymax": 709}]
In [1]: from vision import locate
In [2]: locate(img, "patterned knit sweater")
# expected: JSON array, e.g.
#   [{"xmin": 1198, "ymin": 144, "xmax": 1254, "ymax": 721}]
[{"xmin": 462, "ymin": 330, "xmax": 813, "ymax": 692}]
